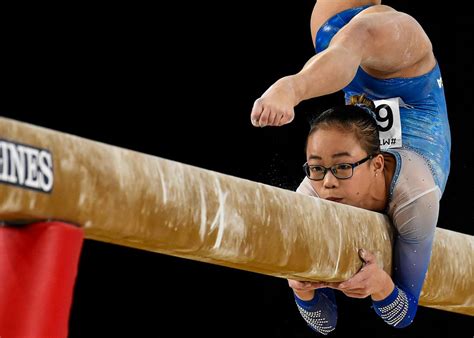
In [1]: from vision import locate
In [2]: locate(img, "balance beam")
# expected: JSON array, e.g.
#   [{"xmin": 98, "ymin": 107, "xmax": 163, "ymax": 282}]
[{"xmin": 0, "ymin": 117, "xmax": 472, "ymax": 316}]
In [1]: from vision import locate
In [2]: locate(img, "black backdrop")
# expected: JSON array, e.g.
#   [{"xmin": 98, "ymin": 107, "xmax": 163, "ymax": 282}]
[{"xmin": 1, "ymin": 1, "xmax": 472, "ymax": 337}]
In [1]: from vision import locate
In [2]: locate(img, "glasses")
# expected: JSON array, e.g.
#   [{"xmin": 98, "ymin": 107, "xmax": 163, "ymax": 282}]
[{"xmin": 303, "ymin": 154, "xmax": 374, "ymax": 181}]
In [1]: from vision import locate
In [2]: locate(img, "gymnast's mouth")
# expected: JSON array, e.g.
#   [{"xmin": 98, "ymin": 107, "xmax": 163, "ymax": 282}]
[{"xmin": 326, "ymin": 197, "xmax": 343, "ymax": 203}]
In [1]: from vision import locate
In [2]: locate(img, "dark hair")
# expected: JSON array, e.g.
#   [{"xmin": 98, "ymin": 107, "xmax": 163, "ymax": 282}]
[{"xmin": 306, "ymin": 95, "xmax": 380, "ymax": 155}]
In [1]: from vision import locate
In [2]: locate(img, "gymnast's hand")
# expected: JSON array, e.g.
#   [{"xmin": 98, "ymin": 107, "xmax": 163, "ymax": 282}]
[
  {"xmin": 250, "ymin": 76, "xmax": 297, "ymax": 127},
  {"xmin": 334, "ymin": 249, "xmax": 395, "ymax": 301},
  {"xmin": 287, "ymin": 279, "xmax": 335, "ymax": 301}
]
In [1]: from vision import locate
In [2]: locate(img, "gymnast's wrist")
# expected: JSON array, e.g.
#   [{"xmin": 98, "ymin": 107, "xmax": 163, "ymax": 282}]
[
  {"xmin": 371, "ymin": 274, "xmax": 395, "ymax": 301},
  {"xmin": 294, "ymin": 289, "xmax": 316, "ymax": 301}
]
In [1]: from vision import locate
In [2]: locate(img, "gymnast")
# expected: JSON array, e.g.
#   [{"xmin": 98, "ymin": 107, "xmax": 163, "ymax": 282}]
[{"xmin": 250, "ymin": 0, "xmax": 451, "ymax": 334}]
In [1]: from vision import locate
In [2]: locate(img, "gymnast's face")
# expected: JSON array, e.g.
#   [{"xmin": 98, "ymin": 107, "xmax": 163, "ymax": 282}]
[{"xmin": 305, "ymin": 128, "xmax": 376, "ymax": 209}]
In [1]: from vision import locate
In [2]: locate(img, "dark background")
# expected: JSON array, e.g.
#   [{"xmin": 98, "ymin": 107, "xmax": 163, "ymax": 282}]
[{"xmin": 1, "ymin": 1, "xmax": 472, "ymax": 337}]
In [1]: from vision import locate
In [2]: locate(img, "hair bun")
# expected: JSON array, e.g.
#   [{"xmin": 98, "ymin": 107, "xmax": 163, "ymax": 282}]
[
  {"xmin": 349, "ymin": 94, "xmax": 376, "ymax": 119},
  {"xmin": 349, "ymin": 94, "xmax": 375, "ymax": 110}
]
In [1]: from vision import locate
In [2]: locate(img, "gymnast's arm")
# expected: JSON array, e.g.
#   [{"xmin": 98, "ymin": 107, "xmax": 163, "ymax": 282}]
[
  {"xmin": 372, "ymin": 188, "xmax": 440, "ymax": 328},
  {"xmin": 250, "ymin": 8, "xmax": 435, "ymax": 127},
  {"xmin": 290, "ymin": 281, "xmax": 338, "ymax": 336}
]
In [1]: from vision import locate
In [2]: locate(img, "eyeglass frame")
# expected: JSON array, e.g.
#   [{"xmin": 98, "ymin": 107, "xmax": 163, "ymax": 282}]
[{"xmin": 302, "ymin": 154, "xmax": 375, "ymax": 181}]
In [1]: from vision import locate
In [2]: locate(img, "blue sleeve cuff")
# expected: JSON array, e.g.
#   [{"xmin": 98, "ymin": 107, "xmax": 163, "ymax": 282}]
[{"xmin": 372, "ymin": 286, "xmax": 417, "ymax": 328}]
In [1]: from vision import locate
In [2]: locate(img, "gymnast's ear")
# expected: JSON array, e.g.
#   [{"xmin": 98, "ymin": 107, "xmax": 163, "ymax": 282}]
[{"xmin": 372, "ymin": 153, "xmax": 384, "ymax": 172}]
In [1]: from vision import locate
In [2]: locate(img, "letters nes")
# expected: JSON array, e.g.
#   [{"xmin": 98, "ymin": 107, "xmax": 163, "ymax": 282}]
[{"xmin": 0, "ymin": 139, "xmax": 54, "ymax": 193}]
